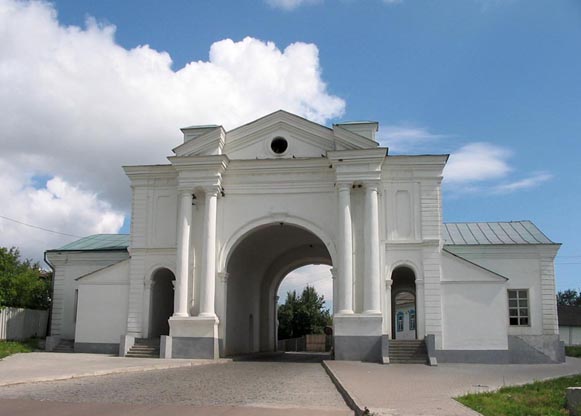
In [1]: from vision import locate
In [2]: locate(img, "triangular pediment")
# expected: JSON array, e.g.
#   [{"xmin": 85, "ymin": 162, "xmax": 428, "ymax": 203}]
[{"xmin": 173, "ymin": 110, "xmax": 379, "ymax": 160}]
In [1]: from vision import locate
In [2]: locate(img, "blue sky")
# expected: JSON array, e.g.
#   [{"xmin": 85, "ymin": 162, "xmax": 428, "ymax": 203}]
[{"xmin": 0, "ymin": 0, "xmax": 579, "ymax": 292}]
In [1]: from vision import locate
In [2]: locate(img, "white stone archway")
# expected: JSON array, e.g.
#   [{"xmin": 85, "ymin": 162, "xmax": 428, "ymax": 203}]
[{"xmin": 222, "ymin": 222, "xmax": 333, "ymax": 356}]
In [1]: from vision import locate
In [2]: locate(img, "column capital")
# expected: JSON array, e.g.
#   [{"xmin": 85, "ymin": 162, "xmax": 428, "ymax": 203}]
[
  {"xmin": 415, "ymin": 279, "xmax": 425, "ymax": 286},
  {"xmin": 336, "ymin": 181, "xmax": 352, "ymax": 190},
  {"xmin": 202, "ymin": 185, "xmax": 221, "ymax": 197},
  {"xmin": 385, "ymin": 279, "xmax": 393, "ymax": 288},
  {"xmin": 178, "ymin": 189, "xmax": 194, "ymax": 198},
  {"xmin": 217, "ymin": 271, "xmax": 229, "ymax": 283},
  {"xmin": 364, "ymin": 181, "xmax": 381, "ymax": 192},
  {"xmin": 330, "ymin": 267, "xmax": 338, "ymax": 279}
]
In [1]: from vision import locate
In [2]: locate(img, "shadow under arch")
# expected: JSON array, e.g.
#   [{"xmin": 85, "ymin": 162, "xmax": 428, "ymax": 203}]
[
  {"xmin": 149, "ymin": 267, "xmax": 175, "ymax": 338},
  {"xmin": 223, "ymin": 222, "xmax": 333, "ymax": 357},
  {"xmin": 219, "ymin": 215, "xmax": 337, "ymax": 273},
  {"xmin": 391, "ymin": 265, "xmax": 417, "ymax": 340}
]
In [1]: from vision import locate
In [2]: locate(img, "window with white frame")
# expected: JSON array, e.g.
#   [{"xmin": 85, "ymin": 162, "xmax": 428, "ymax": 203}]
[
  {"xmin": 409, "ymin": 309, "xmax": 416, "ymax": 331},
  {"xmin": 508, "ymin": 289, "xmax": 529, "ymax": 326}
]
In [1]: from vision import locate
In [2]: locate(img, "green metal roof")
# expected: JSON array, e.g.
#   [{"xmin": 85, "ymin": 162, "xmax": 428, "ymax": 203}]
[
  {"xmin": 442, "ymin": 221, "xmax": 556, "ymax": 245},
  {"xmin": 50, "ymin": 234, "xmax": 130, "ymax": 251}
]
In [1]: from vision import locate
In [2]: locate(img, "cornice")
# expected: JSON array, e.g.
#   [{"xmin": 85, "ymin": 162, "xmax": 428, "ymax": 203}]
[
  {"xmin": 332, "ymin": 125, "xmax": 379, "ymax": 149},
  {"xmin": 172, "ymin": 126, "xmax": 226, "ymax": 156}
]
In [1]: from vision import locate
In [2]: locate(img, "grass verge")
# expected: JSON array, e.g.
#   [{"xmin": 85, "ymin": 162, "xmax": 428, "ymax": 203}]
[
  {"xmin": 0, "ymin": 339, "xmax": 39, "ymax": 359},
  {"xmin": 456, "ymin": 374, "xmax": 581, "ymax": 416},
  {"xmin": 566, "ymin": 346, "xmax": 581, "ymax": 358}
]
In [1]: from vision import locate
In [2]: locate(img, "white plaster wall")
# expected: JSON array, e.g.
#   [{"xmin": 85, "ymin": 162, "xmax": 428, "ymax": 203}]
[
  {"xmin": 441, "ymin": 283, "xmax": 508, "ymax": 349},
  {"xmin": 75, "ymin": 284, "xmax": 129, "ymax": 344},
  {"xmin": 47, "ymin": 251, "xmax": 129, "ymax": 339},
  {"xmin": 560, "ymin": 326, "xmax": 581, "ymax": 346},
  {"xmin": 444, "ymin": 245, "xmax": 553, "ymax": 337},
  {"xmin": 441, "ymin": 252, "xmax": 508, "ymax": 350}
]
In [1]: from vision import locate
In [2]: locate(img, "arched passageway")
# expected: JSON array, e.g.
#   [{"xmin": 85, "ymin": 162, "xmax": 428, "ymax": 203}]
[
  {"xmin": 224, "ymin": 223, "xmax": 332, "ymax": 356},
  {"xmin": 149, "ymin": 268, "xmax": 175, "ymax": 338},
  {"xmin": 391, "ymin": 266, "xmax": 417, "ymax": 340}
]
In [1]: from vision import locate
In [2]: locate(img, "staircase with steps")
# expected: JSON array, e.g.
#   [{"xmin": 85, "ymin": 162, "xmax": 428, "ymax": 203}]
[
  {"xmin": 388, "ymin": 340, "xmax": 428, "ymax": 364},
  {"xmin": 126, "ymin": 338, "xmax": 160, "ymax": 358},
  {"xmin": 52, "ymin": 339, "xmax": 74, "ymax": 353}
]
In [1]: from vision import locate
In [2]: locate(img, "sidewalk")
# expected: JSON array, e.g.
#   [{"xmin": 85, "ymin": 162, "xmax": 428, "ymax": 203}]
[
  {"xmin": 324, "ymin": 357, "xmax": 581, "ymax": 416},
  {"xmin": 0, "ymin": 352, "xmax": 225, "ymax": 386}
]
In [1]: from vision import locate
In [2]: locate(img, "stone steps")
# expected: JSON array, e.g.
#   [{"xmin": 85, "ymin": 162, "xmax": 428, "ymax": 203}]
[
  {"xmin": 52, "ymin": 339, "xmax": 74, "ymax": 353},
  {"xmin": 389, "ymin": 340, "xmax": 428, "ymax": 364},
  {"xmin": 126, "ymin": 338, "xmax": 160, "ymax": 359}
]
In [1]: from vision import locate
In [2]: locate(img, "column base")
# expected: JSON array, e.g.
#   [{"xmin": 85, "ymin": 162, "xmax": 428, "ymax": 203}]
[
  {"xmin": 169, "ymin": 316, "xmax": 219, "ymax": 359},
  {"xmin": 333, "ymin": 313, "xmax": 383, "ymax": 362}
]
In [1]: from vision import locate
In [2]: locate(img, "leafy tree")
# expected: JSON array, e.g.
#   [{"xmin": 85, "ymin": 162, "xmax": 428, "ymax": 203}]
[
  {"xmin": 557, "ymin": 289, "xmax": 581, "ymax": 307},
  {"xmin": 0, "ymin": 247, "xmax": 51, "ymax": 310},
  {"xmin": 277, "ymin": 285, "xmax": 332, "ymax": 340}
]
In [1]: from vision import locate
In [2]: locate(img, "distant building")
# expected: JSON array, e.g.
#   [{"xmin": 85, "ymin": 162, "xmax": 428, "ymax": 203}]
[
  {"xmin": 45, "ymin": 110, "xmax": 564, "ymax": 364},
  {"xmin": 558, "ymin": 305, "xmax": 581, "ymax": 346}
]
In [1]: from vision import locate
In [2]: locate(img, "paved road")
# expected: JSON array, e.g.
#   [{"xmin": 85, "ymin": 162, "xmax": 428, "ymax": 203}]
[
  {"xmin": 0, "ymin": 353, "xmax": 351, "ymax": 416},
  {"xmin": 326, "ymin": 357, "xmax": 581, "ymax": 416}
]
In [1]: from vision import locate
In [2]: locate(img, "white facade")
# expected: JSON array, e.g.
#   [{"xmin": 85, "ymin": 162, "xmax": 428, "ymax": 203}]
[{"xmin": 45, "ymin": 110, "xmax": 565, "ymax": 363}]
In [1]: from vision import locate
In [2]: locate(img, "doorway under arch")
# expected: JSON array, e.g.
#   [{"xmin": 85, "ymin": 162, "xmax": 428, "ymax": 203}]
[
  {"xmin": 149, "ymin": 268, "xmax": 175, "ymax": 338},
  {"xmin": 224, "ymin": 223, "xmax": 332, "ymax": 357},
  {"xmin": 391, "ymin": 266, "xmax": 417, "ymax": 340}
]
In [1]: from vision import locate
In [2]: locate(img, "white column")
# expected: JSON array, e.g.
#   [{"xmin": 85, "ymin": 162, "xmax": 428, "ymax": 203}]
[
  {"xmin": 386, "ymin": 279, "xmax": 393, "ymax": 338},
  {"xmin": 174, "ymin": 191, "xmax": 192, "ymax": 317},
  {"xmin": 364, "ymin": 183, "xmax": 381, "ymax": 314},
  {"xmin": 416, "ymin": 279, "xmax": 425, "ymax": 339},
  {"xmin": 330, "ymin": 267, "xmax": 338, "ymax": 315},
  {"xmin": 337, "ymin": 183, "xmax": 354, "ymax": 314},
  {"xmin": 199, "ymin": 187, "xmax": 219, "ymax": 318}
]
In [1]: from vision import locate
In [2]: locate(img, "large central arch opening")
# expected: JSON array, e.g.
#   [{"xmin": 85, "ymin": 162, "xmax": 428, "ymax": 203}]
[{"xmin": 224, "ymin": 223, "xmax": 332, "ymax": 357}]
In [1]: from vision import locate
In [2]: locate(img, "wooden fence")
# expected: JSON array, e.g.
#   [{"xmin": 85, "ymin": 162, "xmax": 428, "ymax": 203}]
[
  {"xmin": 278, "ymin": 334, "xmax": 332, "ymax": 352},
  {"xmin": 0, "ymin": 307, "xmax": 48, "ymax": 340}
]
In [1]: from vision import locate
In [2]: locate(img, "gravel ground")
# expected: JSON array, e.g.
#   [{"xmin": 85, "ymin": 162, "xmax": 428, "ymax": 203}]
[{"xmin": 0, "ymin": 355, "xmax": 348, "ymax": 411}]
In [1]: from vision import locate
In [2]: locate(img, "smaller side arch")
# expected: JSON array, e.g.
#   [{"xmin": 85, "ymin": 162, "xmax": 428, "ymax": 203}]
[
  {"xmin": 387, "ymin": 260, "xmax": 421, "ymax": 280},
  {"xmin": 148, "ymin": 267, "xmax": 176, "ymax": 339}
]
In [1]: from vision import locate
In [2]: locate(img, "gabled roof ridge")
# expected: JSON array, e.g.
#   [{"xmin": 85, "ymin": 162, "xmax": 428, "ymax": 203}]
[{"xmin": 226, "ymin": 109, "xmax": 333, "ymax": 134}]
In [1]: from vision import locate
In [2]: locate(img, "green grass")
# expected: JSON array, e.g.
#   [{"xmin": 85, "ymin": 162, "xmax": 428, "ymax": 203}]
[
  {"xmin": 0, "ymin": 339, "xmax": 39, "ymax": 359},
  {"xmin": 456, "ymin": 374, "xmax": 581, "ymax": 416},
  {"xmin": 566, "ymin": 346, "xmax": 581, "ymax": 358}
]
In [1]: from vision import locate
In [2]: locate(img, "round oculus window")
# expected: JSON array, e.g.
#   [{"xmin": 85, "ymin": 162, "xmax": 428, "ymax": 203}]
[{"xmin": 270, "ymin": 137, "xmax": 288, "ymax": 154}]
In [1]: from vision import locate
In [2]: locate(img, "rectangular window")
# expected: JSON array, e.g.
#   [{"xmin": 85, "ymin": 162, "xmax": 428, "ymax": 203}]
[{"xmin": 508, "ymin": 289, "xmax": 529, "ymax": 326}]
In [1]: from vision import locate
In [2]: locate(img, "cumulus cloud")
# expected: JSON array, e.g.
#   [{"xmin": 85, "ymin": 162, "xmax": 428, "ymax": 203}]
[
  {"xmin": 0, "ymin": 159, "xmax": 124, "ymax": 261},
  {"xmin": 444, "ymin": 142, "xmax": 512, "ymax": 183},
  {"xmin": 278, "ymin": 265, "xmax": 333, "ymax": 310},
  {"xmin": 0, "ymin": 0, "xmax": 345, "ymax": 261}
]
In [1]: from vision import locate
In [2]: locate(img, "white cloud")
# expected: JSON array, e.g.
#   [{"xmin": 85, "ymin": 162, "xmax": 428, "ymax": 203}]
[
  {"xmin": 444, "ymin": 143, "xmax": 552, "ymax": 195},
  {"xmin": 493, "ymin": 172, "xmax": 553, "ymax": 194},
  {"xmin": 278, "ymin": 265, "xmax": 333, "ymax": 310},
  {"xmin": 0, "ymin": 159, "xmax": 124, "ymax": 261},
  {"xmin": 266, "ymin": 0, "xmax": 322, "ymax": 10},
  {"xmin": 0, "ymin": 0, "xmax": 345, "ymax": 262},
  {"xmin": 378, "ymin": 124, "xmax": 447, "ymax": 153},
  {"xmin": 444, "ymin": 142, "xmax": 512, "ymax": 184}
]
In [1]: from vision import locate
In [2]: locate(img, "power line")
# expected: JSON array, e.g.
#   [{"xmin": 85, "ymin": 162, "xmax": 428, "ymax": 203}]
[{"xmin": 0, "ymin": 215, "xmax": 82, "ymax": 238}]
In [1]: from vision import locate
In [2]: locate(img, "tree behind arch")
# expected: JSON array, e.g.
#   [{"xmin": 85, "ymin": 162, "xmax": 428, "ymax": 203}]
[{"xmin": 277, "ymin": 285, "xmax": 331, "ymax": 340}]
